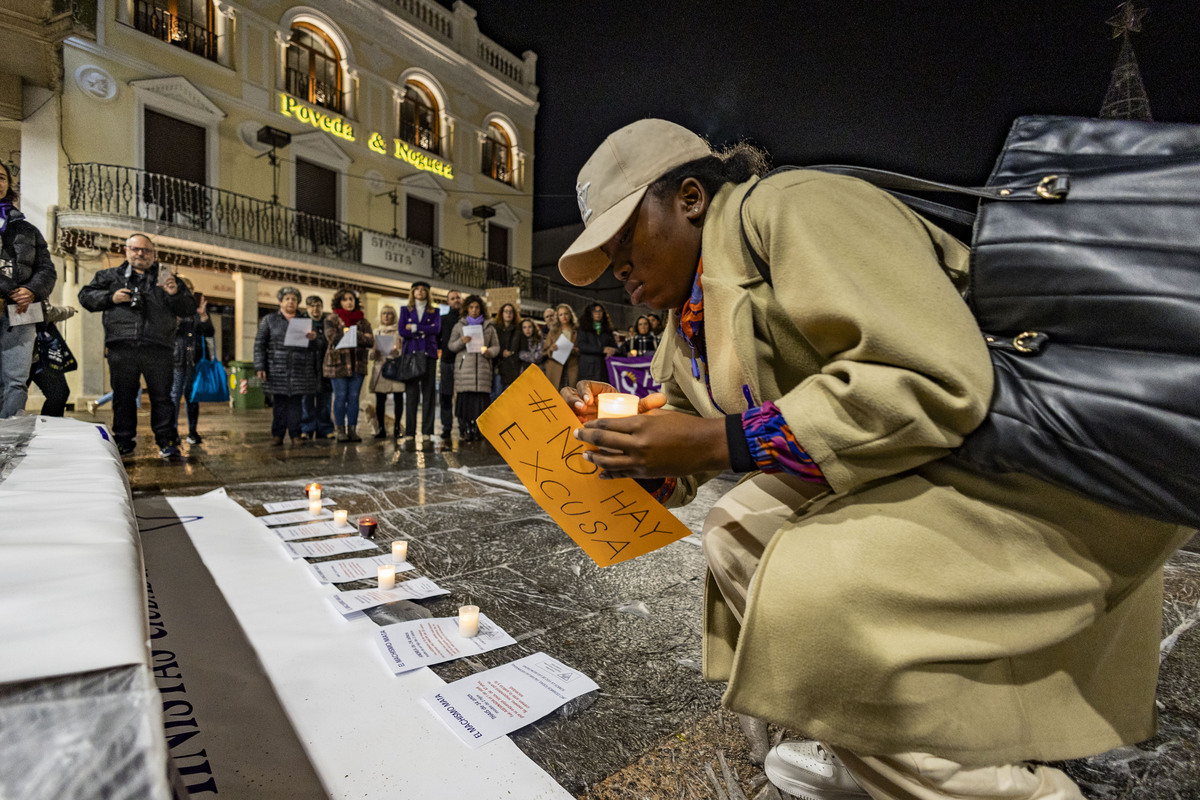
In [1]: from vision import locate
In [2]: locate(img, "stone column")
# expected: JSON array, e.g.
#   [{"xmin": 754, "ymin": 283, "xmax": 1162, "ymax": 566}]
[{"xmin": 233, "ymin": 271, "xmax": 261, "ymax": 361}]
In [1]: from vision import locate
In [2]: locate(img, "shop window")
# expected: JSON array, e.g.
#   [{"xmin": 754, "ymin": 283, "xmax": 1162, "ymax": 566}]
[
  {"xmin": 143, "ymin": 109, "xmax": 208, "ymax": 225},
  {"xmin": 286, "ymin": 23, "xmax": 344, "ymax": 114},
  {"xmin": 481, "ymin": 123, "xmax": 512, "ymax": 185},
  {"xmin": 133, "ymin": 0, "xmax": 218, "ymax": 61},
  {"xmin": 406, "ymin": 196, "xmax": 436, "ymax": 246},
  {"xmin": 399, "ymin": 83, "xmax": 439, "ymax": 154}
]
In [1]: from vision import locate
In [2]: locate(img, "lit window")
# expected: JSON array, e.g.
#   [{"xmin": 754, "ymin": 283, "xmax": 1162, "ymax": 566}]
[
  {"xmin": 481, "ymin": 122, "xmax": 512, "ymax": 185},
  {"xmin": 133, "ymin": 0, "xmax": 218, "ymax": 61},
  {"xmin": 286, "ymin": 24, "xmax": 344, "ymax": 114},
  {"xmin": 399, "ymin": 83, "xmax": 439, "ymax": 154}
]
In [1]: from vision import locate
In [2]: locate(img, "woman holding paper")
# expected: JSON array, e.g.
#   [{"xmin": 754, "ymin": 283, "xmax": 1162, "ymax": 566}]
[
  {"xmin": 254, "ymin": 286, "xmax": 319, "ymax": 445},
  {"xmin": 448, "ymin": 294, "xmax": 499, "ymax": 442},
  {"xmin": 369, "ymin": 303, "xmax": 404, "ymax": 440},
  {"xmin": 398, "ymin": 280, "xmax": 441, "ymax": 445},
  {"xmin": 540, "ymin": 303, "xmax": 579, "ymax": 389},
  {"xmin": 323, "ymin": 288, "xmax": 374, "ymax": 442},
  {"xmin": 0, "ymin": 162, "xmax": 55, "ymax": 419}
]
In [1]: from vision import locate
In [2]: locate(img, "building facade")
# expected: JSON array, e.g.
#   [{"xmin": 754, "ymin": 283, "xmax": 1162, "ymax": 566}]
[{"xmin": 3, "ymin": 0, "xmax": 539, "ymax": 405}]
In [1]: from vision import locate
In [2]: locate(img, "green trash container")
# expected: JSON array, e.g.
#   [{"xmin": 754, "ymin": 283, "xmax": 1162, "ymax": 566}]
[{"xmin": 228, "ymin": 360, "xmax": 265, "ymax": 410}]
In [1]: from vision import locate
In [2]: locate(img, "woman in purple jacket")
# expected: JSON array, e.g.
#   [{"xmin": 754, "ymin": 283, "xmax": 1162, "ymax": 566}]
[{"xmin": 397, "ymin": 280, "xmax": 441, "ymax": 444}]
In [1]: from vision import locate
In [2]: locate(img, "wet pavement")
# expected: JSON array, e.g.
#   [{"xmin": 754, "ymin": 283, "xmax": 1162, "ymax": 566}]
[{"xmin": 70, "ymin": 403, "xmax": 1200, "ymax": 799}]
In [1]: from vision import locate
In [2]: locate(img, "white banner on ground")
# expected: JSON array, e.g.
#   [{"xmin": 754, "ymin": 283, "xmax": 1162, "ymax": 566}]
[
  {"xmin": 375, "ymin": 614, "xmax": 515, "ymax": 674},
  {"xmin": 328, "ymin": 577, "xmax": 448, "ymax": 616},
  {"xmin": 308, "ymin": 555, "xmax": 413, "ymax": 584},
  {"xmin": 163, "ymin": 489, "xmax": 572, "ymax": 800},
  {"xmin": 423, "ymin": 653, "xmax": 598, "ymax": 749},
  {"xmin": 284, "ymin": 536, "xmax": 378, "ymax": 559}
]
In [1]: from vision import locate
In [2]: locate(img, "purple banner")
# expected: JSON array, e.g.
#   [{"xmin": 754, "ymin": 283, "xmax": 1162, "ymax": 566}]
[{"xmin": 605, "ymin": 355, "xmax": 661, "ymax": 398}]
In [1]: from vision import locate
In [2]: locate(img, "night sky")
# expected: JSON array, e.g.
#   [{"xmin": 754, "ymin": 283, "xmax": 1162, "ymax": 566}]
[{"xmin": 455, "ymin": 1, "xmax": 1200, "ymax": 231}]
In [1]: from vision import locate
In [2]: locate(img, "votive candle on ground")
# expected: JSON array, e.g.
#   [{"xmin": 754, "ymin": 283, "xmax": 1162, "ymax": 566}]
[
  {"xmin": 358, "ymin": 516, "xmax": 378, "ymax": 539},
  {"xmin": 305, "ymin": 483, "xmax": 321, "ymax": 500},
  {"xmin": 597, "ymin": 392, "xmax": 640, "ymax": 419},
  {"xmin": 392, "ymin": 540, "xmax": 408, "ymax": 564},
  {"xmin": 377, "ymin": 564, "xmax": 396, "ymax": 591},
  {"xmin": 458, "ymin": 605, "xmax": 480, "ymax": 637},
  {"xmin": 308, "ymin": 499, "xmax": 323, "ymax": 516},
  {"xmin": 333, "ymin": 509, "xmax": 348, "ymax": 527}
]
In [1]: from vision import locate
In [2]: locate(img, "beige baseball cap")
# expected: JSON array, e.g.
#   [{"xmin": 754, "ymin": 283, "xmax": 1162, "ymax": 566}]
[{"xmin": 558, "ymin": 119, "xmax": 711, "ymax": 286}]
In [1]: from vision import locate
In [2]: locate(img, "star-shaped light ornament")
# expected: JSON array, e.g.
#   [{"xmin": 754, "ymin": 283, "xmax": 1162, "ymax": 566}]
[{"xmin": 1107, "ymin": 1, "xmax": 1148, "ymax": 38}]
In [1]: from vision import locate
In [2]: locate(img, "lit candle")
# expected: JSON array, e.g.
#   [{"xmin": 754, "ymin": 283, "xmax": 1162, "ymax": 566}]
[
  {"xmin": 597, "ymin": 392, "xmax": 640, "ymax": 419},
  {"xmin": 458, "ymin": 605, "xmax": 480, "ymax": 637},
  {"xmin": 377, "ymin": 564, "xmax": 396, "ymax": 591},
  {"xmin": 358, "ymin": 516, "xmax": 378, "ymax": 539},
  {"xmin": 392, "ymin": 540, "xmax": 408, "ymax": 564},
  {"xmin": 333, "ymin": 509, "xmax": 349, "ymax": 527},
  {"xmin": 308, "ymin": 499, "xmax": 323, "ymax": 516},
  {"xmin": 305, "ymin": 483, "xmax": 321, "ymax": 500}
]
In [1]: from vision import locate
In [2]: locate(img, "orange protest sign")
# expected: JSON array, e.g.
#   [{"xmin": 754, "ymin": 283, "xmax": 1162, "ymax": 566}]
[{"xmin": 477, "ymin": 366, "xmax": 693, "ymax": 567}]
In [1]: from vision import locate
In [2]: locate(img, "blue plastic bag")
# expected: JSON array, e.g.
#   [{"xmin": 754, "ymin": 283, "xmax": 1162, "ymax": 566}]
[{"xmin": 190, "ymin": 338, "xmax": 229, "ymax": 403}]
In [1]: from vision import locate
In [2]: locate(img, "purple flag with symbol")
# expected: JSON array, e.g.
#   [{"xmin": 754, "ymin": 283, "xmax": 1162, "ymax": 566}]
[{"xmin": 605, "ymin": 354, "xmax": 661, "ymax": 398}]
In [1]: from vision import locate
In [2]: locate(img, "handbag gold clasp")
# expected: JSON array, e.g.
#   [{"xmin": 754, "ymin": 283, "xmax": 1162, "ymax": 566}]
[
  {"xmin": 1036, "ymin": 174, "xmax": 1066, "ymax": 200},
  {"xmin": 1013, "ymin": 331, "xmax": 1041, "ymax": 353}
]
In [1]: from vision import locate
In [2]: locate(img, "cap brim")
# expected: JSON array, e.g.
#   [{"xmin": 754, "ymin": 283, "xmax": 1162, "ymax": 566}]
[{"xmin": 558, "ymin": 188, "xmax": 646, "ymax": 286}]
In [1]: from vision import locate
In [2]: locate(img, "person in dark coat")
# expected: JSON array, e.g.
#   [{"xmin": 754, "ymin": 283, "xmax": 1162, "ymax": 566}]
[
  {"xmin": 0, "ymin": 162, "xmax": 57, "ymax": 418},
  {"xmin": 300, "ymin": 295, "xmax": 335, "ymax": 440},
  {"xmin": 620, "ymin": 315, "xmax": 659, "ymax": 357},
  {"xmin": 576, "ymin": 301, "xmax": 618, "ymax": 383},
  {"xmin": 78, "ymin": 234, "xmax": 195, "ymax": 457},
  {"xmin": 398, "ymin": 280, "xmax": 440, "ymax": 444},
  {"xmin": 254, "ymin": 286, "xmax": 319, "ymax": 445},
  {"xmin": 493, "ymin": 303, "xmax": 522, "ymax": 396},
  {"xmin": 436, "ymin": 289, "xmax": 462, "ymax": 443},
  {"xmin": 171, "ymin": 281, "xmax": 215, "ymax": 445}
]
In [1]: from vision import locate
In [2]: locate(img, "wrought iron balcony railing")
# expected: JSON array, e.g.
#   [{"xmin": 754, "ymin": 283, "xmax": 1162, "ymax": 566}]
[
  {"xmin": 285, "ymin": 68, "xmax": 347, "ymax": 116},
  {"xmin": 66, "ymin": 163, "xmax": 549, "ymax": 300},
  {"xmin": 133, "ymin": 0, "xmax": 218, "ymax": 62}
]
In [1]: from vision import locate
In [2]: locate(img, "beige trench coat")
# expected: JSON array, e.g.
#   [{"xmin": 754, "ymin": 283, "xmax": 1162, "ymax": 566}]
[
  {"xmin": 368, "ymin": 322, "xmax": 405, "ymax": 393},
  {"xmin": 656, "ymin": 171, "xmax": 1190, "ymax": 765}
]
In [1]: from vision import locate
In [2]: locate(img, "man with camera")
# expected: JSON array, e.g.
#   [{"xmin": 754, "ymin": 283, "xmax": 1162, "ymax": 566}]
[{"xmin": 79, "ymin": 233, "xmax": 196, "ymax": 457}]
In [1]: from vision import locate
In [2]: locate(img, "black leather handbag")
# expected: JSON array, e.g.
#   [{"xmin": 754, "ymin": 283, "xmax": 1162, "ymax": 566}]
[
  {"xmin": 744, "ymin": 115, "xmax": 1200, "ymax": 528},
  {"xmin": 390, "ymin": 351, "xmax": 427, "ymax": 383}
]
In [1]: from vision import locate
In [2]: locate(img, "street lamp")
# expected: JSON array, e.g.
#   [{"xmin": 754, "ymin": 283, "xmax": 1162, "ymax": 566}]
[{"xmin": 256, "ymin": 126, "xmax": 292, "ymax": 205}]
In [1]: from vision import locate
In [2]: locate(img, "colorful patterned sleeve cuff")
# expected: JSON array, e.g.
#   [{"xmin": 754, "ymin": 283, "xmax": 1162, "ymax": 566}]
[
  {"xmin": 740, "ymin": 401, "xmax": 829, "ymax": 484},
  {"xmin": 636, "ymin": 477, "xmax": 679, "ymax": 505}
]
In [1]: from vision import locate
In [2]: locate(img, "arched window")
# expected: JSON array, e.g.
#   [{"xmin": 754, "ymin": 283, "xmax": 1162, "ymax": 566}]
[
  {"xmin": 286, "ymin": 23, "xmax": 344, "ymax": 114},
  {"xmin": 134, "ymin": 0, "xmax": 218, "ymax": 61},
  {"xmin": 481, "ymin": 122, "xmax": 512, "ymax": 185},
  {"xmin": 399, "ymin": 83, "xmax": 440, "ymax": 154}
]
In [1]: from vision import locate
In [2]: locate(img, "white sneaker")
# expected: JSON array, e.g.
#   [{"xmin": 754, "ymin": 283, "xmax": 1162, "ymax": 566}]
[{"xmin": 764, "ymin": 741, "xmax": 868, "ymax": 800}]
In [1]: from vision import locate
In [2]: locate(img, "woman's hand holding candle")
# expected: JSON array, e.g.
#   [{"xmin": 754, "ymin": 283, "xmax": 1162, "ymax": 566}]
[
  {"xmin": 575, "ymin": 409, "xmax": 730, "ymax": 480},
  {"xmin": 561, "ymin": 381, "xmax": 667, "ymax": 424}
]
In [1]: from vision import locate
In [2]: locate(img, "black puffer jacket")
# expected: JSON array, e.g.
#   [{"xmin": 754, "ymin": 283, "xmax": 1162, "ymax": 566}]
[
  {"xmin": 0, "ymin": 207, "xmax": 56, "ymax": 303},
  {"xmin": 78, "ymin": 262, "xmax": 196, "ymax": 349},
  {"xmin": 254, "ymin": 311, "xmax": 320, "ymax": 396}
]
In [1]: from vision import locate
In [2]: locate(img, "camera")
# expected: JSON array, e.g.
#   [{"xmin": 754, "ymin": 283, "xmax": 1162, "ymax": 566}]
[{"xmin": 128, "ymin": 285, "xmax": 143, "ymax": 311}]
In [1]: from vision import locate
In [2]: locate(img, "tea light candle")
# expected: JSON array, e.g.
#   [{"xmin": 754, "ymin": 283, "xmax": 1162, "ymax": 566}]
[
  {"xmin": 358, "ymin": 516, "xmax": 378, "ymax": 539},
  {"xmin": 392, "ymin": 540, "xmax": 408, "ymax": 564},
  {"xmin": 597, "ymin": 392, "xmax": 640, "ymax": 419},
  {"xmin": 377, "ymin": 564, "xmax": 396, "ymax": 591},
  {"xmin": 333, "ymin": 509, "xmax": 348, "ymax": 527},
  {"xmin": 308, "ymin": 499, "xmax": 323, "ymax": 516},
  {"xmin": 305, "ymin": 483, "xmax": 321, "ymax": 500},
  {"xmin": 458, "ymin": 605, "xmax": 480, "ymax": 637}
]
